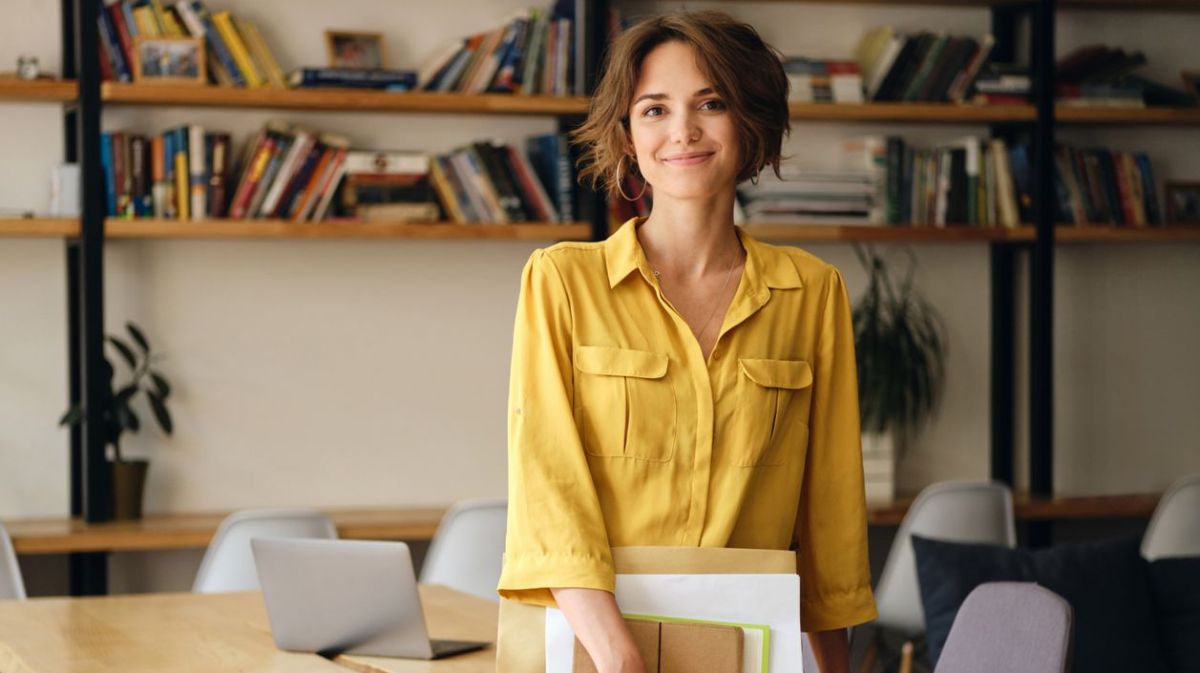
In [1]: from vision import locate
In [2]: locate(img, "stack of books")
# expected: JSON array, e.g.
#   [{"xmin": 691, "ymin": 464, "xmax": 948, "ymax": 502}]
[
  {"xmin": 339, "ymin": 151, "xmax": 439, "ymax": 223},
  {"xmin": 854, "ymin": 27, "xmax": 995, "ymax": 103},
  {"xmin": 99, "ymin": 0, "xmax": 286, "ymax": 87},
  {"xmin": 1052, "ymin": 144, "xmax": 1162, "ymax": 226},
  {"xmin": 971, "ymin": 64, "xmax": 1031, "ymax": 104},
  {"xmin": 783, "ymin": 57, "xmax": 864, "ymax": 104},
  {"xmin": 1056, "ymin": 45, "xmax": 1194, "ymax": 108},
  {"xmin": 430, "ymin": 135, "xmax": 571, "ymax": 224},
  {"xmin": 419, "ymin": 6, "xmax": 578, "ymax": 96},
  {"xmin": 738, "ymin": 168, "xmax": 878, "ymax": 225},
  {"xmin": 101, "ymin": 122, "xmax": 352, "ymax": 222}
]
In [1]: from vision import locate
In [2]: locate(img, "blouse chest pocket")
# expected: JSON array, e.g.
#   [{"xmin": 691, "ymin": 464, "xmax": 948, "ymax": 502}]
[
  {"xmin": 734, "ymin": 358, "xmax": 814, "ymax": 467},
  {"xmin": 573, "ymin": 346, "xmax": 676, "ymax": 463}
]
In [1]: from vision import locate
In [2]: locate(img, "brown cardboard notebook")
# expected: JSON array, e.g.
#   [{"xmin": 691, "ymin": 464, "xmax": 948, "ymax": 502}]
[
  {"xmin": 572, "ymin": 618, "xmax": 662, "ymax": 673},
  {"xmin": 660, "ymin": 622, "xmax": 743, "ymax": 673}
]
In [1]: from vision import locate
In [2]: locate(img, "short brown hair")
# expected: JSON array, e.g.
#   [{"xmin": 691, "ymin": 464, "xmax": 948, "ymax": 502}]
[{"xmin": 571, "ymin": 11, "xmax": 790, "ymax": 199}]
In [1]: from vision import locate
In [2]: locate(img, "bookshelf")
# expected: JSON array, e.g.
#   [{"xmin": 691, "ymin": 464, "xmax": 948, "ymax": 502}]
[
  {"xmin": 27, "ymin": 0, "xmax": 1193, "ymax": 597},
  {"xmin": 0, "ymin": 78, "xmax": 77, "ymax": 103},
  {"xmin": 104, "ymin": 218, "xmax": 592, "ymax": 240}
]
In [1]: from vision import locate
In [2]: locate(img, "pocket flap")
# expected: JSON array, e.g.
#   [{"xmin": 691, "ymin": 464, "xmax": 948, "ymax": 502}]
[
  {"xmin": 575, "ymin": 346, "xmax": 668, "ymax": 379},
  {"xmin": 738, "ymin": 358, "xmax": 813, "ymax": 389}
]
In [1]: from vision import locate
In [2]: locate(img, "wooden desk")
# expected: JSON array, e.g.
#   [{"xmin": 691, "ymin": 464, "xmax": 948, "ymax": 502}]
[
  {"xmin": 0, "ymin": 584, "xmax": 496, "ymax": 673},
  {"xmin": 3, "ymin": 494, "xmax": 1160, "ymax": 556}
]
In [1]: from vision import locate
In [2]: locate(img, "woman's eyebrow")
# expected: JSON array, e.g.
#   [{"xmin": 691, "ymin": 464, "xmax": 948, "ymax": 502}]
[{"xmin": 632, "ymin": 87, "xmax": 716, "ymax": 106}]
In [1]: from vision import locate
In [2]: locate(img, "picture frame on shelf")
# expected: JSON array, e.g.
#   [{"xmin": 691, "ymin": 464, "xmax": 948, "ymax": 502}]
[
  {"xmin": 1165, "ymin": 182, "xmax": 1200, "ymax": 224},
  {"xmin": 131, "ymin": 36, "xmax": 206, "ymax": 85},
  {"xmin": 325, "ymin": 30, "xmax": 385, "ymax": 69}
]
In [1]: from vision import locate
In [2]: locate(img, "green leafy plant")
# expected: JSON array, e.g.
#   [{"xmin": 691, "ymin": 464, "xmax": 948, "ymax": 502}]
[
  {"xmin": 852, "ymin": 245, "xmax": 947, "ymax": 442},
  {"xmin": 58, "ymin": 322, "xmax": 173, "ymax": 463}
]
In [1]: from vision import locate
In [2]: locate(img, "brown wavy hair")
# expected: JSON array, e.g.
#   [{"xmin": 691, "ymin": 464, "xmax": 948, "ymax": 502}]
[{"xmin": 570, "ymin": 11, "xmax": 790, "ymax": 199}]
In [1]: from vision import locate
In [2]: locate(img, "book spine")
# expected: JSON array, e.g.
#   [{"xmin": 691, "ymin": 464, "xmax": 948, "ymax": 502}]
[
  {"xmin": 247, "ymin": 133, "xmax": 290, "ymax": 218},
  {"xmin": 429, "ymin": 155, "xmax": 467, "ymax": 224},
  {"xmin": 1135, "ymin": 153, "xmax": 1161, "ymax": 225},
  {"xmin": 188, "ymin": 124, "xmax": 206, "ymax": 220},
  {"xmin": 311, "ymin": 150, "xmax": 349, "ymax": 222},
  {"xmin": 151, "ymin": 135, "xmax": 166, "ymax": 218},
  {"xmin": 187, "ymin": 1, "xmax": 247, "ymax": 87},
  {"xmin": 439, "ymin": 155, "xmax": 481, "ymax": 222},
  {"xmin": 448, "ymin": 151, "xmax": 494, "ymax": 222},
  {"xmin": 289, "ymin": 147, "xmax": 334, "ymax": 221},
  {"xmin": 507, "ymin": 144, "xmax": 557, "ymax": 222},
  {"xmin": 208, "ymin": 133, "xmax": 230, "ymax": 217},
  {"xmin": 109, "ymin": 3, "xmax": 136, "ymax": 77},
  {"xmin": 236, "ymin": 18, "xmax": 286, "ymax": 88},
  {"xmin": 554, "ymin": 134, "xmax": 574, "ymax": 223},
  {"xmin": 228, "ymin": 135, "xmax": 275, "ymax": 219},
  {"xmin": 274, "ymin": 141, "xmax": 325, "ymax": 218},
  {"xmin": 211, "ymin": 10, "xmax": 263, "ymax": 87},
  {"xmin": 173, "ymin": 128, "xmax": 189, "ymax": 220},
  {"xmin": 260, "ymin": 131, "xmax": 310, "ymax": 216},
  {"xmin": 98, "ymin": 6, "xmax": 131, "ymax": 81}
]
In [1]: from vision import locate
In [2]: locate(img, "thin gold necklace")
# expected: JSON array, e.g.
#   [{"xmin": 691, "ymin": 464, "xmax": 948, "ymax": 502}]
[{"xmin": 652, "ymin": 243, "xmax": 743, "ymax": 342}]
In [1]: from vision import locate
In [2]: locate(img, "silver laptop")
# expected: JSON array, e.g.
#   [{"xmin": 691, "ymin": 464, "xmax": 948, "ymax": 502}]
[{"xmin": 251, "ymin": 538, "xmax": 489, "ymax": 659}]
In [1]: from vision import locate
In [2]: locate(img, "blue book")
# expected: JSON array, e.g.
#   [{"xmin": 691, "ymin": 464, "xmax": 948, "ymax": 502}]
[
  {"xmin": 276, "ymin": 141, "xmax": 325, "ymax": 218},
  {"xmin": 289, "ymin": 68, "xmax": 418, "ymax": 90},
  {"xmin": 121, "ymin": 1, "xmax": 138, "ymax": 39},
  {"xmin": 99, "ymin": 133, "xmax": 116, "ymax": 217},
  {"xmin": 1135, "ymin": 152, "xmax": 1161, "ymax": 225}
]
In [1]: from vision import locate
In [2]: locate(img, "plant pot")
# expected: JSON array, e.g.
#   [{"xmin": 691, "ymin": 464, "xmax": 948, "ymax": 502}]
[
  {"xmin": 111, "ymin": 459, "xmax": 149, "ymax": 520},
  {"xmin": 861, "ymin": 432, "xmax": 895, "ymax": 505}
]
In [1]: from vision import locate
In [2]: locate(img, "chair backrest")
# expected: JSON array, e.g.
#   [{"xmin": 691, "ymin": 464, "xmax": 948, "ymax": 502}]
[
  {"xmin": 192, "ymin": 509, "xmax": 337, "ymax": 593},
  {"xmin": 419, "ymin": 498, "xmax": 507, "ymax": 601},
  {"xmin": 934, "ymin": 582, "xmax": 1073, "ymax": 673},
  {"xmin": 1142, "ymin": 474, "xmax": 1200, "ymax": 560},
  {"xmin": 0, "ymin": 522, "xmax": 26, "ymax": 600},
  {"xmin": 874, "ymin": 481, "xmax": 1017, "ymax": 635}
]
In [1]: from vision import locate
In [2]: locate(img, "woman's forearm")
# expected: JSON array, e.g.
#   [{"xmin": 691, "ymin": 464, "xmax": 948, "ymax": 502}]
[
  {"xmin": 808, "ymin": 628, "xmax": 851, "ymax": 673},
  {"xmin": 550, "ymin": 588, "xmax": 647, "ymax": 673}
]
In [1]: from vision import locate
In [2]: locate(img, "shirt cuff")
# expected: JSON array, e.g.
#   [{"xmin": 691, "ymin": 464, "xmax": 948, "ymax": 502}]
[
  {"xmin": 496, "ymin": 551, "xmax": 616, "ymax": 607},
  {"xmin": 801, "ymin": 583, "xmax": 879, "ymax": 632}
]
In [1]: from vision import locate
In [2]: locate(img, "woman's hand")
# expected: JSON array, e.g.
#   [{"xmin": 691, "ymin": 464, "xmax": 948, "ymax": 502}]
[{"xmin": 550, "ymin": 587, "xmax": 648, "ymax": 673}]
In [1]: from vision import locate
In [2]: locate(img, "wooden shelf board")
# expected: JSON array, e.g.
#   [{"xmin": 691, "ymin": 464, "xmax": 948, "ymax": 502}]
[
  {"xmin": 6, "ymin": 507, "xmax": 448, "ymax": 555},
  {"xmin": 7, "ymin": 494, "xmax": 1160, "ymax": 553},
  {"xmin": 0, "ymin": 217, "xmax": 79, "ymax": 237},
  {"xmin": 101, "ymin": 82, "xmax": 589, "ymax": 115},
  {"xmin": 742, "ymin": 223, "xmax": 1036, "ymax": 242},
  {"xmin": 105, "ymin": 218, "xmax": 592, "ymax": 241},
  {"xmin": 0, "ymin": 78, "xmax": 76, "ymax": 103},
  {"xmin": 1055, "ymin": 225, "xmax": 1200, "ymax": 242},
  {"xmin": 1058, "ymin": 0, "xmax": 1200, "ymax": 10},
  {"xmin": 1057, "ymin": 105, "xmax": 1200, "ymax": 125},
  {"xmin": 789, "ymin": 102, "xmax": 1035, "ymax": 123},
  {"xmin": 867, "ymin": 492, "xmax": 1160, "ymax": 526}
]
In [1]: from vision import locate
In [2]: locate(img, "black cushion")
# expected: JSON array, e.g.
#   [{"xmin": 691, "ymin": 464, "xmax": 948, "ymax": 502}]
[
  {"xmin": 911, "ymin": 534, "xmax": 1167, "ymax": 673},
  {"xmin": 1148, "ymin": 556, "xmax": 1200, "ymax": 673}
]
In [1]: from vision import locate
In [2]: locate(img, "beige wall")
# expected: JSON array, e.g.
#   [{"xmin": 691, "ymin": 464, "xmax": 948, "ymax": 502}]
[{"xmin": 2, "ymin": 0, "xmax": 1199, "ymax": 591}]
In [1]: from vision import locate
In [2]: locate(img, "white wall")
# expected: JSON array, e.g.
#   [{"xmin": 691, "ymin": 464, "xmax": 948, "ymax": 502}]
[{"xmin": 2, "ymin": 0, "xmax": 1199, "ymax": 592}]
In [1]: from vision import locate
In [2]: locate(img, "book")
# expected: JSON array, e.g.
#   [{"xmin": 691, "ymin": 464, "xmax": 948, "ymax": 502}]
[
  {"xmin": 211, "ymin": 10, "xmax": 263, "ymax": 87},
  {"xmin": 233, "ymin": 16, "xmax": 285, "ymax": 88},
  {"xmin": 288, "ymin": 67, "xmax": 418, "ymax": 90},
  {"xmin": 188, "ymin": 124, "xmax": 206, "ymax": 220}
]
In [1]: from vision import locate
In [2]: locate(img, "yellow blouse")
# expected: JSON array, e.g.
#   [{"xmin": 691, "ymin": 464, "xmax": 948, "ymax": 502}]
[{"xmin": 498, "ymin": 217, "xmax": 877, "ymax": 632}]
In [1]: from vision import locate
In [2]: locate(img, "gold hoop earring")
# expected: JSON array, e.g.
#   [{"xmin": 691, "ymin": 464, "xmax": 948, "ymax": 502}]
[{"xmin": 616, "ymin": 156, "xmax": 649, "ymax": 202}]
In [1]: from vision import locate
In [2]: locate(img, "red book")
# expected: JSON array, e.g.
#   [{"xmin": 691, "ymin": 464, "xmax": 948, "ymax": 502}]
[
  {"xmin": 228, "ymin": 136, "xmax": 277, "ymax": 219},
  {"xmin": 1112, "ymin": 151, "xmax": 1137, "ymax": 227},
  {"xmin": 108, "ymin": 4, "xmax": 134, "ymax": 78}
]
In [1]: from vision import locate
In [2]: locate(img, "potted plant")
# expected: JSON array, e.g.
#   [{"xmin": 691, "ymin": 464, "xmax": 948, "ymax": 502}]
[
  {"xmin": 851, "ymin": 245, "xmax": 946, "ymax": 504},
  {"xmin": 59, "ymin": 321, "xmax": 174, "ymax": 520}
]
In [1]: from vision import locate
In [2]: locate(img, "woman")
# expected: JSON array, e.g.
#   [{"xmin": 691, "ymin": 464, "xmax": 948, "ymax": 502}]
[{"xmin": 498, "ymin": 11, "xmax": 876, "ymax": 673}]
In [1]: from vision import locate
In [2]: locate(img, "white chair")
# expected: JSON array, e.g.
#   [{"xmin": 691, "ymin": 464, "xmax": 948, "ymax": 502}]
[
  {"xmin": 874, "ymin": 481, "xmax": 1017, "ymax": 636},
  {"xmin": 0, "ymin": 522, "xmax": 26, "ymax": 600},
  {"xmin": 1141, "ymin": 474, "xmax": 1200, "ymax": 560},
  {"xmin": 934, "ymin": 582, "xmax": 1073, "ymax": 673},
  {"xmin": 419, "ymin": 498, "xmax": 507, "ymax": 601},
  {"xmin": 192, "ymin": 509, "xmax": 337, "ymax": 593}
]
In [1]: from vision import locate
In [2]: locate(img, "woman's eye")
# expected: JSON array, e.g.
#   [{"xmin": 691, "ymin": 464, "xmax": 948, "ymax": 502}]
[
  {"xmin": 701, "ymin": 99, "xmax": 726, "ymax": 111},
  {"xmin": 642, "ymin": 105, "xmax": 664, "ymax": 118}
]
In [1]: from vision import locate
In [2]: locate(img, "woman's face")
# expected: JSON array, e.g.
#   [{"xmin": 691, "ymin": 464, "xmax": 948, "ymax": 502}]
[{"xmin": 627, "ymin": 41, "xmax": 740, "ymax": 201}]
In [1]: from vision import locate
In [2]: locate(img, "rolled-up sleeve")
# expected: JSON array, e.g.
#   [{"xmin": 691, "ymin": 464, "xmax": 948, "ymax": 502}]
[
  {"xmin": 794, "ymin": 267, "xmax": 878, "ymax": 632},
  {"xmin": 497, "ymin": 249, "xmax": 614, "ymax": 607}
]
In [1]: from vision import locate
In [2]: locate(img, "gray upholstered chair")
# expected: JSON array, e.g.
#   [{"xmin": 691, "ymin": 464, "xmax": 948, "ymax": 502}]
[
  {"xmin": 1141, "ymin": 474, "xmax": 1200, "ymax": 560},
  {"xmin": 0, "ymin": 522, "xmax": 26, "ymax": 600},
  {"xmin": 934, "ymin": 582, "xmax": 1073, "ymax": 673}
]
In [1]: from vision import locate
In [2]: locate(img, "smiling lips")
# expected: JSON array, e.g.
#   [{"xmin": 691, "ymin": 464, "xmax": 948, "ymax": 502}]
[{"xmin": 661, "ymin": 151, "xmax": 714, "ymax": 166}]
